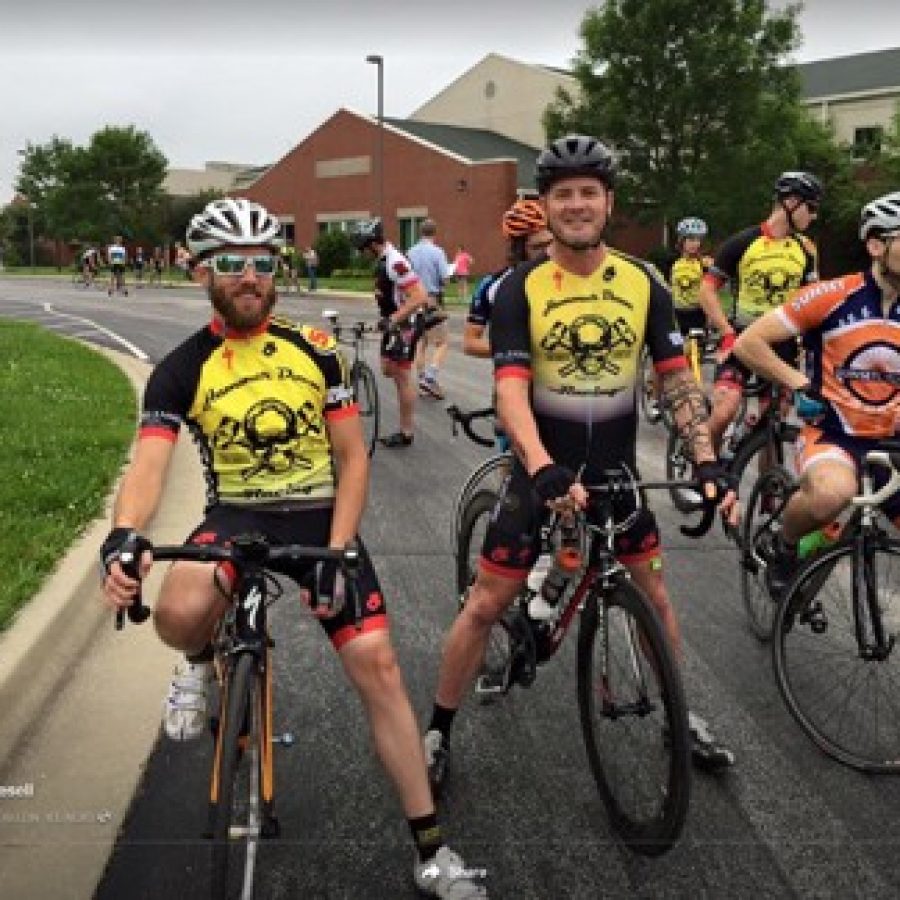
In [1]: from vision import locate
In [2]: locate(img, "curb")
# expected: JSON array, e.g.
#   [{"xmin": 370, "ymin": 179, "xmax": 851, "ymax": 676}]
[{"xmin": 0, "ymin": 347, "xmax": 152, "ymax": 769}]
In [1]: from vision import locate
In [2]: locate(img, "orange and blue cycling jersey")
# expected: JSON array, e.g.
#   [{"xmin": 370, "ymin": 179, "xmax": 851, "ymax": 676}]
[
  {"xmin": 704, "ymin": 222, "xmax": 818, "ymax": 323},
  {"xmin": 778, "ymin": 271, "xmax": 900, "ymax": 439}
]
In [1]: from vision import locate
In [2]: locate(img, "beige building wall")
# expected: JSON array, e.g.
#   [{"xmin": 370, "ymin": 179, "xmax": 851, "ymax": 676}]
[
  {"xmin": 805, "ymin": 91, "xmax": 900, "ymax": 149},
  {"xmin": 163, "ymin": 161, "xmax": 257, "ymax": 197},
  {"xmin": 410, "ymin": 53, "xmax": 579, "ymax": 149}
]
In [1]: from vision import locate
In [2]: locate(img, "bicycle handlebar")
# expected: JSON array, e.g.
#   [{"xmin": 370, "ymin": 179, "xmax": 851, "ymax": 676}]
[
  {"xmin": 115, "ymin": 536, "xmax": 361, "ymax": 630},
  {"xmin": 582, "ymin": 476, "xmax": 716, "ymax": 538},
  {"xmin": 854, "ymin": 451, "xmax": 900, "ymax": 510},
  {"xmin": 446, "ymin": 404, "xmax": 496, "ymax": 448}
]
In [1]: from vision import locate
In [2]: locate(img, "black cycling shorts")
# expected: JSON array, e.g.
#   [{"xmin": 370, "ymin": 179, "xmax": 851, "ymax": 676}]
[
  {"xmin": 674, "ymin": 308, "xmax": 706, "ymax": 337},
  {"xmin": 479, "ymin": 462, "xmax": 661, "ymax": 580},
  {"xmin": 186, "ymin": 505, "xmax": 387, "ymax": 650}
]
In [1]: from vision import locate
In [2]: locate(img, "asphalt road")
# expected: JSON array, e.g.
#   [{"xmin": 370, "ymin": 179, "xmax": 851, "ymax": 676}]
[{"xmin": 4, "ymin": 279, "xmax": 900, "ymax": 900}]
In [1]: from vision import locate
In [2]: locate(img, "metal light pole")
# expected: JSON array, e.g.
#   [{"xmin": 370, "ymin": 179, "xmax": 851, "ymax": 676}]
[{"xmin": 365, "ymin": 54, "xmax": 384, "ymax": 222}]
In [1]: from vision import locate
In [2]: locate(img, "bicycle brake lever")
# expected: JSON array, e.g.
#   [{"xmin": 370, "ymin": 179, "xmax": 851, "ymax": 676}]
[
  {"xmin": 679, "ymin": 493, "xmax": 716, "ymax": 538},
  {"xmin": 115, "ymin": 548, "xmax": 152, "ymax": 630}
]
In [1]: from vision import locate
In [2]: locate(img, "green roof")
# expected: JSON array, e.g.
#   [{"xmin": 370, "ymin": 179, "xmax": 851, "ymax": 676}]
[
  {"xmin": 385, "ymin": 118, "xmax": 539, "ymax": 191},
  {"xmin": 797, "ymin": 46, "xmax": 900, "ymax": 99}
]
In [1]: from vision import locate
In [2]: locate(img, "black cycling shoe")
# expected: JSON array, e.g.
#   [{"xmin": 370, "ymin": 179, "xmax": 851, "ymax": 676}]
[
  {"xmin": 765, "ymin": 535, "xmax": 797, "ymax": 601},
  {"xmin": 688, "ymin": 711, "xmax": 735, "ymax": 772},
  {"xmin": 380, "ymin": 431, "xmax": 414, "ymax": 448}
]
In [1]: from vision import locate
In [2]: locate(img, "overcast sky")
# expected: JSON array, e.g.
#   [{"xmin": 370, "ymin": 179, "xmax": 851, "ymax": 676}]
[{"xmin": 1, "ymin": 1, "xmax": 898, "ymax": 205}]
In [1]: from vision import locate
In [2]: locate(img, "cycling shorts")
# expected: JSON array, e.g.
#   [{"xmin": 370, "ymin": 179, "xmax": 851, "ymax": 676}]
[
  {"xmin": 479, "ymin": 462, "xmax": 661, "ymax": 580},
  {"xmin": 111, "ymin": 263, "xmax": 126, "ymax": 276},
  {"xmin": 795, "ymin": 426, "xmax": 900, "ymax": 522},
  {"xmin": 674, "ymin": 308, "xmax": 706, "ymax": 338},
  {"xmin": 185, "ymin": 504, "xmax": 388, "ymax": 650},
  {"xmin": 380, "ymin": 317, "xmax": 424, "ymax": 369},
  {"xmin": 715, "ymin": 335, "xmax": 797, "ymax": 392}
]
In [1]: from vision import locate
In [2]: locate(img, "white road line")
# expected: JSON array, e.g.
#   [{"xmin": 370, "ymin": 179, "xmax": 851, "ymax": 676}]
[{"xmin": 42, "ymin": 303, "xmax": 148, "ymax": 360}]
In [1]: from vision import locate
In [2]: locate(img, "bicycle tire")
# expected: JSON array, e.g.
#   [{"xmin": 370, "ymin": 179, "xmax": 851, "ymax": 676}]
[
  {"xmin": 576, "ymin": 577, "xmax": 691, "ymax": 856},
  {"xmin": 739, "ymin": 466, "xmax": 795, "ymax": 642},
  {"xmin": 773, "ymin": 535, "xmax": 900, "ymax": 772},
  {"xmin": 451, "ymin": 453, "xmax": 512, "ymax": 554},
  {"xmin": 728, "ymin": 421, "xmax": 791, "ymax": 518},
  {"xmin": 456, "ymin": 489, "xmax": 499, "ymax": 600},
  {"xmin": 352, "ymin": 361, "xmax": 380, "ymax": 458},
  {"xmin": 210, "ymin": 652, "xmax": 260, "ymax": 899}
]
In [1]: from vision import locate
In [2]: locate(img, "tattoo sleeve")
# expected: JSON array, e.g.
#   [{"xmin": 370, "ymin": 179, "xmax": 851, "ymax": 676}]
[{"xmin": 660, "ymin": 368, "xmax": 714, "ymax": 463}]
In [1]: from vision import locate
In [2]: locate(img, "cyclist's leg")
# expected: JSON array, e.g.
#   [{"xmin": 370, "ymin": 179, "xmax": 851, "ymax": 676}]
[
  {"xmin": 380, "ymin": 330, "xmax": 418, "ymax": 439},
  {"xmin": 782, "ymin": 427, "xmax": 858, "ymax": 543}
]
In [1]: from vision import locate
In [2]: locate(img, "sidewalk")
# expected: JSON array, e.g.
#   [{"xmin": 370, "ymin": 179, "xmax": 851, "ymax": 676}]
[{"xmin": 0, "ymin": 347, "xmax": 204, "ymax": 900}]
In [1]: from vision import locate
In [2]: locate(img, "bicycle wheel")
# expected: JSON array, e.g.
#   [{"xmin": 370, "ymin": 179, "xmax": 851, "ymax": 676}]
[
  {"xmin": 739, "ymin": 466, "xmax": 795, "ymax": 642},
  {"xmin": 210, "ymin": 653, "xmax": 262, "ymax": 899},
  {"xmin": 451, "ymin": 453, "xmax": 512, "ymax": 553},
  {"xmin": 729, "ymin": 423, "xmax": 792, "ymax": 520},
  {"xmin": 456, "ymin": 489, "xmax": 498, "ymax": 600},
  {"xmin": 352, "ymin": 361, "xmax": 379, "ymax": 457},
  {"xmin": 773, "ymin": 535, "xmax": 900, "ymax": 772},
  {"xmin": 577, "ymin": 578, "xmax": 691, "ymax": 856}
]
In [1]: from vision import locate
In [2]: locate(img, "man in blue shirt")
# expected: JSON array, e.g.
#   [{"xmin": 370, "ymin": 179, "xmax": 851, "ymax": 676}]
[{"xmin": 408, "ymin": 219, "xmax": 453, "ymax": 399}]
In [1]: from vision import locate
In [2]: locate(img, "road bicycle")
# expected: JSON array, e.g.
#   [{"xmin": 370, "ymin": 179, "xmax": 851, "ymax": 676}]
[
  {"xmin": 116, "ymin": 534, "xmax": 361, "ymax": 899},
  {"xmin": 772, "ymin": 444, "xmax": 900, "ymax": 772},
  {"xmin": 455, "ymin": 469, "xmax": 716, "ymax": 855},
  {"xmin": 322, "ymin": 310, "xmax": 380, "ymax": 457},
  {"xmin": 446, "ymin": 404, "xmax": 512, "ymax": 554}
]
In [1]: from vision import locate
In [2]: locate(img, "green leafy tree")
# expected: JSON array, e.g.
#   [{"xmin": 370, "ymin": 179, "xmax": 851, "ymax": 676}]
[
  {"xmin": 316, "ymin": 230, "xmax": 355, "ymax": 277},
  {"xmin": 543, "ymin": 0, "xmax": 854, "ymax": 265}
]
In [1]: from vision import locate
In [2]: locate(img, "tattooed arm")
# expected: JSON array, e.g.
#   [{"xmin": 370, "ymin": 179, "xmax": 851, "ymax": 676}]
[{"xmin": 660, "ymin": 367, "xmax": 716, "ymax": 465}]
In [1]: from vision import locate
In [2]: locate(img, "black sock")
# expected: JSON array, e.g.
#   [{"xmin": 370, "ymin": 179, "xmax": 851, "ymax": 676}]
[
  {"xmin": 409, "ymin": 812, "xmax": 442, "ymax": 862},
  {"xmin": 428, "ymin": 704, "xmax": 456, "ymax": 740}
]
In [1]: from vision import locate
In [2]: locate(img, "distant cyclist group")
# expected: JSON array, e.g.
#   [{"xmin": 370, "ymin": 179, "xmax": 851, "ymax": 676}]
[
  {"xmin": 78, "ymin": 238, "xmax": 165, "ymax": 293},
  {"xmin": 98, "ymin": 129, "xmax": 900, "ymax": 896}
]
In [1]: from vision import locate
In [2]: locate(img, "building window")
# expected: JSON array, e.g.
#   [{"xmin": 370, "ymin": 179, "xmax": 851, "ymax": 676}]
[
  {"xmin": 282, "ymin": 222, "xmax": 295, "ymax": 243},
  {"xmin": 398, "ymin": 217, "xmax": 425, "ymax": 251},
  {"xmin": 485, "ymin": 80, "xmax": 496, "ymax": 99},
  {"xmin": 853, "ymin": 126, "xmax": 883, "ymax": 158}
]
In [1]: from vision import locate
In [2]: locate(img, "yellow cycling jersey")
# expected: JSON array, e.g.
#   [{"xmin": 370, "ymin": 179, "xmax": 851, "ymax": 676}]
[
  {"xmin": 140, "ymin": 316, "xmax": 356, "ymax": 508},
  {"xmin": 491, "ymin": 250, "xmax": 685, "ymax": 468},
  {"xmin": 708, "ymin": 222, "xmax": 818, "ymax": 321},
  {"xmin": 668, "ymin": 254, "xmax": 712, "ymax": 310}
]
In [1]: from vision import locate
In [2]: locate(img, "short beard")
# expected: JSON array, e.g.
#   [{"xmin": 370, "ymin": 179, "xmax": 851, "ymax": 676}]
[
  {"xmin": 550, "ymin": 221, "xmax": 605, "ymax": 252},
  {"xmin": 210, "ymin": 281, "xmax": 277, "ymax": 331}
]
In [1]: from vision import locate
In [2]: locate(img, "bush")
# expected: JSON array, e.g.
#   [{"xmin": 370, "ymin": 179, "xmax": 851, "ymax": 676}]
[{"xmin": 315, "ymin": 231, "xmax": 355, "ymax": 278}]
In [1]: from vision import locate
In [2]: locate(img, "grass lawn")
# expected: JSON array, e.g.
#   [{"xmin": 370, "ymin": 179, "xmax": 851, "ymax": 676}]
[{"xmin": 0, "ymin": 321, "xmax": 136, "ymax": 631}]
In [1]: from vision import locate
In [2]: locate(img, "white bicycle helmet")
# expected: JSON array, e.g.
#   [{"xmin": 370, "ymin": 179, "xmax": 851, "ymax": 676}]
[
  {"xmin": 859, "ymin": 191, "xmax": 900, "ymax": 241},
  {"xmin": 676, "ymin": 217, "xmax": 708, "ymax": 239},
  {"xmin": 186, "ymin": 197, "xmax": 282, "ymax": 258}
]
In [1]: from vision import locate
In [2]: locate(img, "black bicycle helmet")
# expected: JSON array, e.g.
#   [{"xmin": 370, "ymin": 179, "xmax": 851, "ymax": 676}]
[
  {"xmin": 353, "ymin": 218, "xmax": 383, "ymax": 250},
  {"xmin": 774, "ymin": 171, "xmax": 823, "ymax": 205},
  {"xmin": 535, "ymin": 135, "xmax": 616, "ymax": 194}
]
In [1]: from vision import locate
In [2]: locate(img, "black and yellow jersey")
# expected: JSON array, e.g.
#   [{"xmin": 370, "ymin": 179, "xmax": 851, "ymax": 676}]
[
  {"xmin": 140, "ymin": 316, "xmax": 356, "ymax": 509},
  {"xmin": 491, "ymin": 251, "xmax": 686, "ymax": 472},
  {"xmin": 667, "ymin": 254, "xmax": 713, "ymax": 310},
  {"xmin": 705, "ymin": 221, "xmax": 817, "ymax": 322}
]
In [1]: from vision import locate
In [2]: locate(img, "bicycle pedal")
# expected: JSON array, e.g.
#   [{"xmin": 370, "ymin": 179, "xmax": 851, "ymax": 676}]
[
  {"xmin": 272, "ymin": 731, "xmax": 296, "ymax": 747},
  {"xmin": 475, "ymin": 671, "xmax": 509, "ymax": 697}
]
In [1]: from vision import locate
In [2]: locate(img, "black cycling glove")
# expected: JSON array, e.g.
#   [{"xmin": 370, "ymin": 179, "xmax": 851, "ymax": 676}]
[
  {"xmin": 101, "ymin": 527, "xmax": 152, "ymax": 578},
  {"xmin": 693, "ymin": 461, "xmax": 737, "ymax": 506},
  {"xmin": 531, "ymin": 463, "xmax": 578, "ymax": 506}
]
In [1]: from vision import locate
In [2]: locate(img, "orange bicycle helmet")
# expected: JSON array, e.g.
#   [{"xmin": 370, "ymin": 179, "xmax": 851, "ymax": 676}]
[{"xmin": 502, "ymin": 199, "xmax": 547, "ymax": 238}]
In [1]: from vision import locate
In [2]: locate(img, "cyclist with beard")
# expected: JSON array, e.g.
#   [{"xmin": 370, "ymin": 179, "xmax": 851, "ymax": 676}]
[
  {"xmin": 734, "ymin": 191, "xmax": 900, "ymax": 597},
  {"xmin": 99, "ymin": 198, "xmax": 488, "ymax": 899},
  {"xmin": 423, "ymin": 136, "xmax": 739, "ymax": 790}
]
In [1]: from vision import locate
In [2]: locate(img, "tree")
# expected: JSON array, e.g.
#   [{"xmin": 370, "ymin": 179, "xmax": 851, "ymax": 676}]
[
  {"xmin": 14, "ymin": 127, "xmax": 167, "ymax": 253},
  {"xmin": 543, "ymin": 0, "xmax": 852, "ymax": 255}
]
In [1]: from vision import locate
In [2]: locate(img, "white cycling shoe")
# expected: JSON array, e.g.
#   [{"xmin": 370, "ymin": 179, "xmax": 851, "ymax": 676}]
[
  {"xmin": 162, "ymin": 659, "xmax": 214, "ymax": 741},
  {"xmin": 414, "ymin": 845, "xmax": 487, "ymax": 899}
]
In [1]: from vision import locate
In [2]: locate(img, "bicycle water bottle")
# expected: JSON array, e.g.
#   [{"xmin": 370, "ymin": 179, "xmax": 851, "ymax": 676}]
[
  {"xmin": 526, "ymin": 552, "xmax": 553, "ymax": 595},
  {"xmin": 528, "ymin": 536, "xmax": 583, "ymax": 621},
  {"xmin": 797, "ymin": 521, "xmax": 841, "ymax": 560}
]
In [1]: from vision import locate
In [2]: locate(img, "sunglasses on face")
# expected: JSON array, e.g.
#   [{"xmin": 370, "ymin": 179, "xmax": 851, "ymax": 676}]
[{"xmin": 209, "ymin": 254, "xmax": 277, "ymax": 275}]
